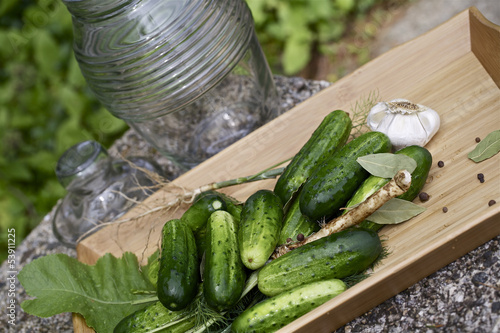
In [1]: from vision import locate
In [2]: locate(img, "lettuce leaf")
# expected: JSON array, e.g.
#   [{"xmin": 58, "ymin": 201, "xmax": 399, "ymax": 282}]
[{"xmin": 19, "ymin": 252, "xmax": 157, "ymax": 333}]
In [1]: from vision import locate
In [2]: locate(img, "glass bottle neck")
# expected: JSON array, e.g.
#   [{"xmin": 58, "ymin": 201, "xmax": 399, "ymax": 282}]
[{"xmin": 56, "ymin": 141, "xmax": 116, "ymax": 194}]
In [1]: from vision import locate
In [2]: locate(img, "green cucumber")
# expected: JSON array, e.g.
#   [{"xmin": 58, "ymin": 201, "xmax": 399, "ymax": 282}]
[
  {"xmin": 157, "ymin": 219, "xmax": 199, "ymax": 311},
  {"xmin": 238, "ymin": 190, "xmax": 284, "ymax": 270},
  {"xmin": 274, "ymin": 110, "xmax": 352, "ymax": 205},
  {"xmin": 394, "ymin": 145, "xmax": 433, "ymax": 201},
  {"xmin": 299, "ymin": 131, "xmax": 392, "ymax": 221},
  {"xmin": 181, "ymin": 193, "xmax": 227, "ymax": 233},
  {"xmin": 278, "ymin": 194, "xmax": 319, "ymax": 245},
  {"xmin": 193, "ymin": 190, "xmax": 243, "ymax": 223},
  {"xmin": 203, "ymin": 210, "xmax": 246, "ymax": 311},
  {"xmin": 352, "ymin": 145, "xmax": 432, "ymax": 232},
  {"xmin": 258, "ymin": 228, "xmax": 382, "ymax": 297},
  {"xmin": 181, "ymin": 192, "xmax": 227, "ymax": 258},
  {"xmin": 231, "ymin": 279, "xmax": 346, "ymax": 333},
  {"xmin": 113, "ymin": 301, "xmax": 195, "ymax": 333}
]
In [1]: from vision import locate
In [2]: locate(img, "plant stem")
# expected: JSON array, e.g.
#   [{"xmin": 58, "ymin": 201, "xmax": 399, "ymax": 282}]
[
  {"xmin": 199, "ymin": 167, "xmax": 285, "ymax": 193},
  {"xmin": 130, "ymin": 295, "xmax": 158, "ymax": 305}
]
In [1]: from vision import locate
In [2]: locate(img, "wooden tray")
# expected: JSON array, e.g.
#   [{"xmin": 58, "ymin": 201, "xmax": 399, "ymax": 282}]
[{"xmin": 73, "ymin": 7, "xmax": 500, "ymax": 332}]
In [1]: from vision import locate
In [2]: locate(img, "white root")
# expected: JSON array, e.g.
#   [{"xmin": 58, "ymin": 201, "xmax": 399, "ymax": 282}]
[{"xmin": 273, "ymin": 169, "xmax": 412, "ymax": 259}]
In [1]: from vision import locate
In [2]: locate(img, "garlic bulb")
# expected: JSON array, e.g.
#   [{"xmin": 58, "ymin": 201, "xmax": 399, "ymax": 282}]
[{"xmin": 367, "ymin": 99, "xmax": 440, "ymax": 150}]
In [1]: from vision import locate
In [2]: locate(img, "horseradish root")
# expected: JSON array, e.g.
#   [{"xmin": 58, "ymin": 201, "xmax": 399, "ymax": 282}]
[{"xmin": 273, "ymin": 169, "xmax": 412, "ymax": 258}]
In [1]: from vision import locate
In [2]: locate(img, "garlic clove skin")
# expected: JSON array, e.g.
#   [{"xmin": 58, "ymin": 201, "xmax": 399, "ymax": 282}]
[{"xmin": 367, "ymin": 99, "xmax": 440, "ymax": 151}]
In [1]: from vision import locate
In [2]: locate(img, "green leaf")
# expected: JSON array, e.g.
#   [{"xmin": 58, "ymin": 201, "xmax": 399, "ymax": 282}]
[
  {"xmin": 357, "ymin": 153, "xmax": 417, "ymax": 178},
  {"xmin": 366, "ymin": 198, "xmax": 426, "ymax": 225},
  {"xmin": 19, "ymin": 252, "xmax": 156, "ymax": 333},
  {"xmin": 282, "ymin": 33, "xmax": 312, "ymax": 75},
  {"xmin": 468, "ymin": 129, "xmax": 500, "ymax": 162},
  {"xmin": 33, "ymin": 30, "xmax": 60, "ymax": 77}
]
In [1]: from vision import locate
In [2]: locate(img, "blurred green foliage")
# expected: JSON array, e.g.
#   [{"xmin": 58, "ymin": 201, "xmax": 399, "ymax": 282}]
[
  {"xmin": 0, "ymin": 0, "xmax": 128, "ymax": 262},
  {"xmin": 246, "ymin": 0, "xmax": 383, "ymax": 75},
  {"xmin": 0, "ymin": 0, "xmax": 387, "ymax": 262}
]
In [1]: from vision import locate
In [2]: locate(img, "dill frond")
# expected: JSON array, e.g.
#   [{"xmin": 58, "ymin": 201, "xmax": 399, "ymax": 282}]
[{"xmin": 349, "ymin": 90, "xmax": 380, "ymax": 140}]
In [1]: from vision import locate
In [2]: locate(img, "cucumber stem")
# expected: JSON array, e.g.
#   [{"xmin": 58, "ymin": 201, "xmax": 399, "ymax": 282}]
[
  {"xmin": 273, "ymin": 169, "xmax": 412, "ymax": 258},
  {"xmin": 197, "ymin": 167, "xmax": 285, "ymax": 194}
]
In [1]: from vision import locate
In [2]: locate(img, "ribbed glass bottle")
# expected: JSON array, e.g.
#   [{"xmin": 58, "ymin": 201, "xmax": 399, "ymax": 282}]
[{"xmin": 63, "ymin": 0, "xmax": 279, "ymax": 169}]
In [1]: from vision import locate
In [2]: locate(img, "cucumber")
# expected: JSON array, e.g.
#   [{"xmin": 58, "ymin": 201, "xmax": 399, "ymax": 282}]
[
  {"xmin": 231, "ymin": 279, "xmax": 346, "ymax": 333},
  {"xmin": 278, "ymin": 194, "xmax": 319, "ymax": 245},
  {"xmin": 203, "ymin": 210, "xmax": 246, "ymax": 311},
  {"xmin": 238, "ymin": 190, "xmax": 284, "ymax": 270},
  {"xmin": 258, "ymin": 228, "xmax": 382, "ymax": 297},
  {"xmin": 193, "ymin": 190, "xmax": 243, "ymax": 223},
  {"xmin": 299, "ymin": 131, "xmax": 392, "ymax": 221},
  {"xmin": 274, "ymin": 110, "xmax": 352, "ymax": 205},
  {"xmin": 345, "ymin": 145, "xmax": 433, "ymax": 232},
  {"xmin": 181, "ymin": 193, "xmax": 227, "ymax": 233},
  {"xmin": 394, "ymin": 145, "xmax": 433, "ymax": 201},
  {"xmin": 181, "ymin": 192, "xmax": 227, "ymax": 258},
  {"xmin": 113, "ymin": 301, "xmax": 195, "ymax": 333},
  {"xmin": 157, "ymin": 219, "xmax": 199, "ymax": 311}
]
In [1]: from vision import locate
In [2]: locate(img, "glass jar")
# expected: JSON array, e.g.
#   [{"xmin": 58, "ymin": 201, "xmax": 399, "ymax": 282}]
[
  {"xmin": 63, "ymin": 0, "xmax": 279, "ymax": 169},
  {"xmin": 52, "ymin": 140, "xmax": 161, "ymax": 247}
]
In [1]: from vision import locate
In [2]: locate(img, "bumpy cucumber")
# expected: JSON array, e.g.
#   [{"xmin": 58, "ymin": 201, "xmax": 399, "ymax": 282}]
[
  {"xmin": 204, "ymin": 210, "xmax": 246, "ymax": 311},
  {"xmin": 238, "ymin": 190, "xmax": 284, "ymax": 270},
  {"xmin": 193, "ymin": 190, "xmax": 243, "ymax": 223},
  {"xmin": 157, "ymin": 219, "xmax": 199, "ymax": 311},
  {"xmin": 274, "ymin": 110, "xmax": 352, "ymax": 205},
  {"xmin": 231, "ymin": 279, "xmax": 346, "ymax": 333},
  {"xmin": 299, "ymin": 131, "xmax": 391, "ymax": 221},
  {"xmin": 346, "ymin": 145, "xmax": 433, "ymax": 232},
  {"xmin": 113, "ymin": 301, "xmax": 195, "ymax": 333},
  {"xmin": 181, "ymin": 192, "xmax": 227, "ymax": 258},
  {"xmin": 181, "ymin": 193, "xmax": 227, "ymax": 233},
  {"xmin": 258, "ymin": 228, "xmax": 382, "ymax": 297},
  {"xmin": 278, "ymin": 194, "xmax": 319, "ymax": 245}
]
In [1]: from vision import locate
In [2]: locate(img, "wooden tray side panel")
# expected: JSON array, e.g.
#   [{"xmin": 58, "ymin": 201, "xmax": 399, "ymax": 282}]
[{"xmin": 470, "ymin": 7, "xmax": 500, "ymax": 88}]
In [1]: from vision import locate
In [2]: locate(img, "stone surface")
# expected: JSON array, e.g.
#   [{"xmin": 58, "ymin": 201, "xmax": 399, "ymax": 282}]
[{"xmin": 372, "ymin": 0, "xmax": 500, "ymax": 57}]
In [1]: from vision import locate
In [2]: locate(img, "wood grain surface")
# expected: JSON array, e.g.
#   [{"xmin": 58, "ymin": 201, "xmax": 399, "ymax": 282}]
[{"xmin": 73, "ymin": 7, "xmax": 500, "ymax": 332}]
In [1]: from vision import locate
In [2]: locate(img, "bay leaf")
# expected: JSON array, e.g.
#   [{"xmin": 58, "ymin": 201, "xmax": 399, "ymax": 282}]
[
  {"xmin": 357, "ymin": 153, "xmax": 417, "ymax": 178},
  {"xmin": 468, "ymin": 129, "xmax": 500, "ymax": 162},
  {"xmin": 366, "ymin": 198, "xmax": 426, "ymax": 224}
]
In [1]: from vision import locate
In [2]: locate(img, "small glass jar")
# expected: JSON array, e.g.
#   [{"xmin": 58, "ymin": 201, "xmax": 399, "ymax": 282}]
[
  {"xmin": 52, "ymin": 140, "xmax": 161, "ymax": 247},
  {"xmin": 63, "ymin": 0, "xmax": 279, "ymax": 169}
]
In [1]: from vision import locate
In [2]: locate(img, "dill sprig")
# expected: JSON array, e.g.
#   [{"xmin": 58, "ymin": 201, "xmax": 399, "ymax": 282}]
[{"xmin": 349, "ymin": 90, "xmax": 380, "ymax": 140}]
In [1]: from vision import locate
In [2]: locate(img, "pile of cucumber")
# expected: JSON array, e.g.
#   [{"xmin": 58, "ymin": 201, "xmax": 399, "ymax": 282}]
[{"xmin": 115, "ymin": 110, "xmax": 432, "ymax": 333}]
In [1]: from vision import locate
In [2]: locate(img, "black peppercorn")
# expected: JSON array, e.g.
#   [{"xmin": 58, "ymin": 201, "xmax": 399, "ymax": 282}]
[
  {"xmin": 477, "ymin": 173, "xmax": 485, "ymax": 183},
  {"xmin": 296, "ymin": 233, "xmax": 305, "ymax": 241},
  {"xmin": 475, "ymin": 137, "xmax": 481, "ymax": 143},
  {"xmin": 438, "ymin": 161, "xmax": 444, "ymax": 168},
  {"xmin": 419, "ymin": 192, "xmax": 430, "ymax": 202},
  {"xmin": 488, "ymin": 200, "xmax": 496, "ymax": 207},
  {"xmin": 442, "ymin": 207, "xmax": 448, "ymax": 213}
]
